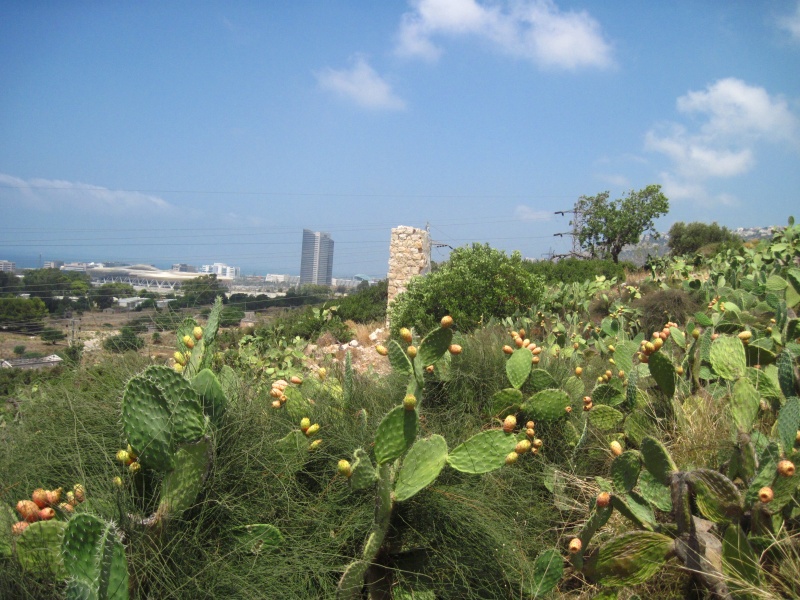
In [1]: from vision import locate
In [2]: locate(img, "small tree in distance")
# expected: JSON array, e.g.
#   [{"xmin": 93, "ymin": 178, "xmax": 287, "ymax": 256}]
[{"xmin": 573, "ymin": 184, "xmax": 669, "ymax": 263}]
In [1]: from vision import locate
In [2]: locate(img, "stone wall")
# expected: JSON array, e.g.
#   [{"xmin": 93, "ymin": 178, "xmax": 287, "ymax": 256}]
[{"xmin": 386, "ymin": 226, "xmax": 431, "ymax": 318}]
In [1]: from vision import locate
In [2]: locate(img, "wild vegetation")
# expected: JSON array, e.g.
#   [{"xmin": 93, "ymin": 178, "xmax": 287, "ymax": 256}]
[{"xmin": 1, "ymin": 217, "xmax": 800, "ymax": 599}]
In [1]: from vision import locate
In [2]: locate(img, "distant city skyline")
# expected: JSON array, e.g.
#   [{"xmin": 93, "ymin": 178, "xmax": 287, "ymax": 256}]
[{"xmin": 300, "ymin": 229, "xmax": 334, "ymax": 286}]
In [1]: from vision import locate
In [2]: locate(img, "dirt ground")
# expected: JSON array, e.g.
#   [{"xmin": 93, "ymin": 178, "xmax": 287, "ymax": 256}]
[{"xmin": 1, "ymin": 309, "xmax": 391, "ymax": 375}]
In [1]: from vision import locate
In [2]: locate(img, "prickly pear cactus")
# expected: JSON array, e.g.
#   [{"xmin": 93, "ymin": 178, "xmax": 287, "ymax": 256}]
[
  {"xmin": 62, "ymin": 514, "xmax": 128, "ymax": 600},
  {"xmin": 14, "ymin": 519, "xmax": 68, "ymax": 578},
  {"xmin": 393, "ymin": 435, "xmax": 448, "ymax": 502}
]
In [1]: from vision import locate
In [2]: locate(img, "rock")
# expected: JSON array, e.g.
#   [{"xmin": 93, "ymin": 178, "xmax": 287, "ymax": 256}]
[{"xmin": 349, "ymin": 340, "xmax": 359, "ymax": 347}]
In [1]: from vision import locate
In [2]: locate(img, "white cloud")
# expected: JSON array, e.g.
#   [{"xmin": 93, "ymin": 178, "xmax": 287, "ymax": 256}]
[
  {"xmin": 778, "ymin": 1, "xmax": 800, "ymax": 41},
  {"xmin": 0, "ymin": 173, "xmax": 172, "ymax": 213},
  {"xmin": 395, "ymin": 0, "xmax": 613, "ymax": 69},
  {"xmin": 514, "ymin": 205, "xmax": 552, "ymax": 221},
  {"xmin": 315, "ymin": 56, "xmax": 406, "ymax": 110},
  {"xmin": 645, "ymin": 78, "xmax": 799, "ymax": 201}
]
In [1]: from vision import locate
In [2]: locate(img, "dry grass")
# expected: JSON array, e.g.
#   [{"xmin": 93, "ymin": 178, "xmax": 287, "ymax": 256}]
[
  {"xmin": 345, "ymin": 319, "xmax": 385, "ymax": 347},
  {"xmin": 670, "ymin": 389, "xmax": 733, "ymax": 470}
]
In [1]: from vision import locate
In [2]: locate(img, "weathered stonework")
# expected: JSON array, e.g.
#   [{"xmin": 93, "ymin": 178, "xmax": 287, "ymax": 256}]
[{"xmin": 386, "ymin": 226, "xmax": 431, "ymax": 320}]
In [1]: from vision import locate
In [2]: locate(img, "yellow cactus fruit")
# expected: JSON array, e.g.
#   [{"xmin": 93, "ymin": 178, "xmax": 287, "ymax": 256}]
[
  {"xmin": 376, "ymin": 345, "xmax": 389, "ymax": 356},
  {"xmin": 58, "ymin": 502, "xmax": 74, "ymax": 514},
  {"xmin": 676, "ymin": 366, "xmax": 684, "ymax": 375},
  {"xmin": 515, "ymin": 439, "xmax": 532, "ymax": 454},
  {"xmin": 502, "ymin": 414, "xmax": 517, "ymax": 434},
  {"xmin": 526, "ymin": 428, "xmax": 535, "ymax": 439},
  {"xmin": 406, "ymin": 345, "xmax": 418, "ymax": 358},
  {"xmin": 403, "ymin": 394, "xmax": 417, "ymax": 411},
  {"xmin": 610, "ymin": 440, "xmax": 623, "ymax": 456},
  {"xmin": 73, "ymin": 484, "xmax": 85, "ymax": 503},
  {"xmin": 174, "ymin": 351, "xmax": 186, "ymax": 366},
  {"xmin": 505, "ymin": 452, "xmax": 519, "ymax": 465},
  {"xmin": 128, "ymin": 462, "xmax": 141, "ymax": 474},
  {"xmin": 112, "ymin": 477, "xmax": 123, "ymax": 488},
  {"xmin": 116, "ymin": 450, "xmax": 131, "ymax": 464},
  {"xmin": 440, "ymin": 315, "xmax": 454, "ymax": 328},
  {"xmin": 318, "ymin": 367, "xmax": 327, "ymax": 380},
  {"xmin": 575, "ymin": 366, "xmax": 583, "ymax": 376},
  {"xmin": 653, "ymin": 337, "xmax": 664, "ymax": 351},
  {"xmin": 568, "ymin": 538, "xmax": 582, "ymax": 554},
  {"xmin": 271, "ymin": 400, "xmax": 281, "ymax": 409},
  {"xmin": 532, "ymin": 438, "xmax": 544, "ymax": 450},
  {"xmin": 738, "ymin": 330, "xmax": 752, "ymax": 343},
  {"xmin": 692, "ymin": 328, "xmax": 701, "ymax": 339},
  {"xmin": 338, "ymin": 459, "xmax": 352, "ymax": 478},
  {"xmin": 182, "ymin": 335, "xmax": 195, "ymax": 349},
  {"xmin": 532, "ymin": 356, "xmax": 540, "ymax": 365},
  {"xmin": 448, "ymin": 344, "xmax": 462, "ymax": 355},
  {"xmin": 305, "ymin": 423, "xmax": 320, "ymax": 437},
  {"xmin": 300, "ymin": 417, "xmax": 311, "ymax": 433},
  {"xmin": 193, "ymin": 326, "xmax": 203, "ymax": 340},
  {"xmin": 173, "ymin": 363, "xmax": 184, "ymax": 373},
  {"xmin": 309, "ymin": 439, "xmax": 322, "ymax": 450},
  {"xmin": 399, "ymin": 327, "xmax": 413, "ymax": 343}
]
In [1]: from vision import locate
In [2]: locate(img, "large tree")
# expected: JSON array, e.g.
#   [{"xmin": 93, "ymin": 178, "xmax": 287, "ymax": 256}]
[{"xmin": 573, "ymin": 185, "xmax": 669, "ymax": 263}]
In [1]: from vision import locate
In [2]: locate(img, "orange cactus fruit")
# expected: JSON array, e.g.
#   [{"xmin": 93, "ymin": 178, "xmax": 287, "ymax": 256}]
[
  {"xmin": 777, "ymin": 460, "xmax": 796, "ymax": 477},
  {"xmin": 610, "ymin": 441, "xmax": 623, "ymax": 456},
  {"xmin": 568, "ymin": 538, "xmax": 582, "ymax": 554},
  {"xmin": 17, "ymin": 500, "xmax": 40, "ymax": 522},
  {"xmin": 38, "ymin": 507, "xmax": 56, "ymax": 521},
  {"xmin": 399, "ymin": 327, "xmax": 413, "ymax": 343},
  {"xmin": 515, "ymin": 440, "xmax": 532, "ymax": 454},
  {"xmin": 375, "ymin": 345, "xmax": 389, "ymax": 356},
  {"xmin": 73, "ymin": 484, "xmax": 85, "ymax": 503},
  {"xmin": 440, "ymin": 315, "xmax": 454, "ymax": 328},
  {"xmin": 290, "ymin": 375, "xmax": 303, "ymax": 385},
  {"xmin": 45, "ymin": 488, "xmax": 62, "ymax": 506},
  {"xmin": 575, "ymin": 366, "xmax": 583, "ymax": 376},
  {"xmin": 596, "ymin": 492, "xmax": 611, "ymax": 508},
  {"xmin": 448, "ymin": 344, "xmax": 462, "ymax": 355},
  {"xmin": 502, "ymin": 345, "xmax": 514, "ymax": 355},
  {"xmin": 32, "ymin": 488, "xmax": 49, "ymax": 509},
  {"xmin": 12, "ymin": 521, "xmax": 29, "ymax": 536},
  {"xmin": 193, "ymin": 326, "xmax": 203, "ymax": 340},
  {"xmin": 758, "ymin": 487, "xmax": 774, "ymax": 503}
]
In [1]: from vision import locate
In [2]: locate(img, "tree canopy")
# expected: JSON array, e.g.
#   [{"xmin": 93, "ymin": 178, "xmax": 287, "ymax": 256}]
[
  {"xmin": 667, "ymin": 221, "xmax": 742, "ymax": 256},
  {"xmin": 573, "ymin": 185, "xmax": 669, "ymax": 263}
]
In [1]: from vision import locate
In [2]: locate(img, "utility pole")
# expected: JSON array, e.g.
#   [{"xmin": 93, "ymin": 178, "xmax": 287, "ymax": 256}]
[{"xmin": 553, "ymin": 206, "xmax": 587, "ymax": 259}]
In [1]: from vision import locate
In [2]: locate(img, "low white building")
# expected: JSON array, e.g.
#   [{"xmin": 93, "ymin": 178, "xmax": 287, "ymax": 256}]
[{"xmin": 200, "ymin": 263, "xmax": 240, "ymax": 278}]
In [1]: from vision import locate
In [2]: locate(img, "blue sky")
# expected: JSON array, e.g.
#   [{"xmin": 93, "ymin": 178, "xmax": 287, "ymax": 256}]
[{"xmin": 1, "ymin": 1, "xmax": 799, "ymax": 276}]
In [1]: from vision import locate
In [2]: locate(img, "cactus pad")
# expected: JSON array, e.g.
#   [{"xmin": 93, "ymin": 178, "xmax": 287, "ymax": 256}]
[
  {"xmin": 191, "ymin": 368, "xmax": 227, "ymax": 423},
  {"xmin": 591, "ymin": 384, "xmax": 624, "ymax": 407},
  {"xmin": 417, "ymin": 326, "xmax": 453, "ymax": 368},
  {"xmin": 447, "ymin": 429, "xmax": 519, "ymax": 474},
  {"xmin": 388, "ymin": 340, "xmax": 413, "ymax": 376},
  {"xmin": 610, "ymin": 451, "xmax": 642, "ymax": 493},
  {"xmin": 158, "ymin": 437, "xmax": 211, "ymax": 518},
  {"xmin": 638, "ymin": 469, "xmax": 672, "ymax": 512},
  {"xmin": 686, "ymin": 469, "xmax": 743, "ymax": 524},
  {"xmin": 721, "ymin": 524, "xmax": 761, "ymax": 587},
  {"xmin": 647, "ymin": 351, "xmax": 676, "ymax": 398},
  {"xmin": 394, "ymin": 435, "xmax": 448, "ymax": 502},
  {"xmin": 529, "ymin": 369, "xmax": 557, "ymax": 392},
  {"xmin": 0, "ymin": 504, "xmax": 15, "ymax": 558},
  {"xmin": 349, "ymin": 448, "xmax": 378, "ymax": 491},
  {"xmin": 121, "ymin": 375, "xmax": 174, "ymax": 471},
  {"xmin": 746, "ymin": 367, "xmax": 783, "ymax": 403},
  {"xmin": 730, "ymin": 377, "xmax": 761, "ymax": 433},
  {"xmin": 591, "ymin": 531, "xmax": 674, "ymax": 586},
  {"xmin": 564, "ymin": 375, "xmax": 584, "ymax": 400},
  {"xmin": 528, "ymin": 549, "xmax": 563, "ymax": 598},
  {"xmin": 777, "ymin": 396, "xmax": 800, "ymax": 454},
  {"xmin": 640, "ymin": 436, "xmax": 677, "ymax": 486},
  {"xmin": 710, "ymin": 336, "xmax": 747, "ymax": 380},
  {"xmin": 587, "ymin": 405, "xmax": 624, "ymax": 430},
  {"xmin": 232, "ymin": 523, "xmax": 283, "ymax": 555},
  {"xmin": 488, "ymin": 387, "xmax": 523, "ymax": 417},
  {"xmin": 14, "ymin": 519, "xmax": 67, "ymax": 578},
  {"xmin": 521, "ymin": 389, "xmax": 571, "ymax": 422},
  {"xmin": 374, "ymin": 405, "xmax": 418, "ymax": 465},
  {"xmin": 611, "ymin": 491, "xmax": 656, "ymax": 530},
  {"xmin": 283, "ymin": 387, "xmax": 313, "ymax": 423},
  {"xmin": 62, "ymin": 514, "xmax": 128, "ymax": 600},
  {"xmin": 506, "ymin": 347, "xmax": 532, "ymax": 389}
]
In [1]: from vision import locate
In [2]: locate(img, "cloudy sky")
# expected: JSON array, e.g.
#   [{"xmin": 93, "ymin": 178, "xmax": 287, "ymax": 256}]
[{"xmin": 1, "ymin": 1, "xmax": 799, "ymax": 276}]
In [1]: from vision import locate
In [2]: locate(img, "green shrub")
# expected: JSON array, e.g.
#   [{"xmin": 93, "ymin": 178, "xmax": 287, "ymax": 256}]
[
  {"xmin": 102, "ymin": 327, "xmax": 144, "ymax": 353},
  {"xmin": 523, "ymin": 257, "xmax": 634, "ymax": 285},
  {"xmin": 335, "ymin": 279, "xmax": 388, "ymax": 323},
  {"xmin": 219, "ymin": 305, "xmax": 246, "ymax": 327},
  {"xmin": 389, "ymin": 243, "xmax": 545, "ymax": 335},
  {"xmin": 12, "ymin": 345, "xmax": 25, "ymax": 356}
]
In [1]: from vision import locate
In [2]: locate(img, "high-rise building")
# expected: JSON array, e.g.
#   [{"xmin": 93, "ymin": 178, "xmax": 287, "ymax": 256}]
[{"xmin": 300, "ymin": 229, "xmax": 334, "ymax": 286}]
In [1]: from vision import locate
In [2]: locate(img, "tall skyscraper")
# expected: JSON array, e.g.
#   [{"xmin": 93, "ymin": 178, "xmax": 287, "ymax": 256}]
[{"xmin": 300, "ymin": 229, "xmax": 334, "ymax": 286}]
